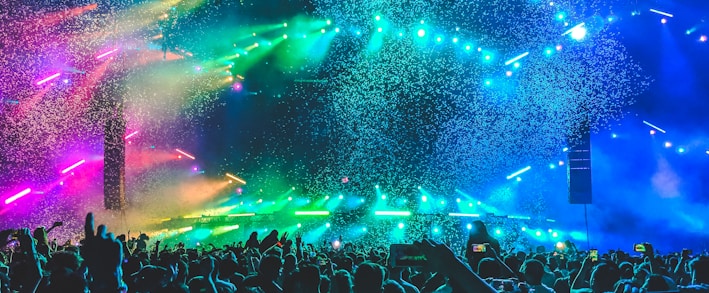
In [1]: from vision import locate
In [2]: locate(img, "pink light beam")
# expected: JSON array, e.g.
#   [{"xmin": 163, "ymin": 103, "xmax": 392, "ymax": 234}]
[
  {"xmin": 96, "ymin": 48, "xmax": 119, "ymax": 59},
  {"xmin": 5, "ymin": 188, "xmax": 32, "ymax": 205},
  {"xmin": 61, "ymin": 159, "xmax": 86, "ymax": 174},
  {"xmin": 175, "ymin": 149, "xmax": 196, "ymax": 160},
  {"xmin": 124, "ymin": 130, "xmax": 139, "ymax": 139},
  {"xmin": 36, "ymin": 73, "xmax": 61, "ymax": 85}
]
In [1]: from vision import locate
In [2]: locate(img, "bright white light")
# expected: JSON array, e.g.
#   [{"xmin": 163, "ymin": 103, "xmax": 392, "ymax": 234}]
[{"xmin": 571, "ymin": 26, "xmax": 587, "ymax": 41}]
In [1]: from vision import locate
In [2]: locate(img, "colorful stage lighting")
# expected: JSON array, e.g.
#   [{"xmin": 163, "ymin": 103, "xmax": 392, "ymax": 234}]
[
  {"xmin": 61, "ymin": 159, "xmax": 86, "ymax": 174},
  {"xmin": 506, "ymin": 166, "xmax": 531, "ymax": 180},
  {"xmin": 96, "ymin": 48, "xmax": 119, "ymax": 59},
  {"xmin": 124, "ymin": 131, "xmax": 139, "ymax": 139},
  {"xmin": 448, "ymin": 213, "xmax": 480, "ymax": 217},
  {"xmin": 225, "ymin": 173, "xmax": 246, "ymax": 184},
  {"xmin": 295, "ymin": 211, "xmax": 330, "ymax": 216},
  {"xmin": 36, "ymin": 73, "xmax": 61, "ymax": 85},
  {"xmin": 5, "ymin": 188, "xmax": 31, "ymax": 204},
  {"xmin": 176, "ymin": 149, "xmax": 196, "ymax": 160},
  {"xmin": 571, "ymin": 26, "xmax": 587, "ymax": 40},
  {"xmin": 417, "ymin": 29, "xmax": 426, "ymax": 37},
  {"xmin": 649, "ymin": 9, "xmax": 674, "ymax": 18},
  {"xmin": 227, "ymin": 213, "xmax": 255, "ymax": 217},
  {"xmin": 374, "ymin": 211, "xmax": 411, "ymax": 216},
  {"xmin": 504, "ymin": 52, "xmax": 529, "ymax": 66}
]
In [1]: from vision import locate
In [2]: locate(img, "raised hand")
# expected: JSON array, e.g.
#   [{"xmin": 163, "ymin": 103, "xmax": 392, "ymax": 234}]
[
  {"xmin": 280, "ymin": 231, "xmax": 289, "ymax": 244},
  {"xmin": 17, "ymin": 228, "xmax": 42, "ymax": 292},
  {"xmin": 83, "ymin": 212, "xmax": 127, "ymax": 293}
]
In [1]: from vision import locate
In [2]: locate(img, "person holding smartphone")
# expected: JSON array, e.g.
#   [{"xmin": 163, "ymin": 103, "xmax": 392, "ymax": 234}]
[{"xmin": 465, "ymin": 220, "xmax": 502, "ymax": 273}]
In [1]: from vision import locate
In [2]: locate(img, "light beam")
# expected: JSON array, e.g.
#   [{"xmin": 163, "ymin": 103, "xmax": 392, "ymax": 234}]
[
  {"xmin": 506, "ymin": 166, "xmax": 531, "ymax": 180},
  {"xmin": 225, "ymin": 173, "xmax": 246, "ymax": 184},
  {"xmin": 36, "ymin": 73, "xmax": 61, "ymax": 85},
  {"xmin": 5, "ymin": 188, "xmax": 32, "ymax": 205},
  {"xmin": 504, "ymin": 52, "xmax": 529, "ymax": 66},
  {"xmin": 61, "ymin": 159, "xmax": 86, "ymax": 174},
  {"xmin": 175, "ymin": 149, "xmax": 196, "ymax": 160},
  {"xmin": 642, "ymin": 120, "xmax": 666, "ymax": 133}
]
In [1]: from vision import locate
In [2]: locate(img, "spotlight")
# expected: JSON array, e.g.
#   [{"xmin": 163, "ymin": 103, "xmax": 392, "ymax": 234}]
[
  {"xmin": 338, "ymin": 194, "xmax": 344, "ymax": 200},
  {"xmin": 535, "ymin": 230, "xmax": 542, "ymax": 237},
  {"xmin": 552, "ymin": 232, "xmax": 559, "ymax": 237},
  {"xmin": 521, "ymin": 227, "xmax": 527, "ymax": 231},
  {"xmin": 335, "ymin": 28, "xmax": 340, "ymax": 33},
  {"xmin": 495, "ymin": 229, "xmax": 501, "ymax": 235},
  {"xmin": 452, "ymin": 37, "xmax": 458, "ymax": 43},
  {"xmin": 381, "ymin": 194, "xmax": 386, "ymax": 200},
  {"xmin": 677, "ymin": 147, "xmax": 686, "ymax": 153},
  {"xmin": 417, "ymin": 29, "xmax": 426, "ymax": 37},
  {"xmin": 326, "ymin": 19, "xmax": 332, "ymax": 25},
  {"xmin": 375, "ymin": 15, "xmax": 381, "ymax": 21},
  {"xmin": 664, "ymin": 141, "xmax": 672, "ymax": 148},
  {"xmin": 661, "ymin": 18, "xmax": 667, "ymax": 24},
  {"xmin": 326, "ymin": 223, "xmax": 331, "ymax": 228},
  {"xmin": 611, "ymin": 133, "xmax": 618, "ymax": 138},
  {"xmin": 571, "ymin": 26, "xmax": 587, "ymax": 41},
  {"xmin": 282, "ymin": 34, "xmax": 288, "ymax": 39},
  {"xmin": 397, "ymin": 223, "xmax": 404, "ymax": 229},
  {"xmin": 466, "ymin": 224, "xmax": 473, "ymax": 230},
  {"xmin": 297, "ymin": 223, "xmax": 302, "ymax": 228},
  {"xmin": 377, "ymin": 27, "xmax": 383, "ymax": 33},
  {"xmin": 433, "ymin": 228, "xmax": 440, "ymax": 233},
  {"xmin": 650, "ymin": 130, "xmax": 656, "ymax": 135},
  {"xmin": 421, "ymin": 196, "xmax": 427, "ymax": 202},
  {"xmin": 700, "ymin": 35, "xmax": 707, "ymax": 42},
  {"xmin": 456, "ymin": 198, "xmax": 461, "ymax": 203},
  {"xmin": 556, "ymin": 12, "xmax": 565, "ymax": 20}
]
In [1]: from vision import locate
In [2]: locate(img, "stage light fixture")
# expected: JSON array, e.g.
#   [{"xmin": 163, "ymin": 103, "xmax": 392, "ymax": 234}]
[
  {"xmin": 36, "ymin": 73, "xmax": 61, "ymax": 85},
  {"xmin": 61, "ymin": 159, "xmax": 86, "ymax": 174},
  {"xmin": 570, "ymin": 26, "xmax": 587, "ymax": 40},
  {"xmin": 5, "ymin": 188, "xmax": 31, "ymax": 205}
]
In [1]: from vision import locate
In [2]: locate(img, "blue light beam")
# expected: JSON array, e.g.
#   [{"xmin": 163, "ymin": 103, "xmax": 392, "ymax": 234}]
[
  {"xmin": 506, "ymin": 166, "xmax": 531, "ymax": 180},
  {"xmin": 504, "ymin": 52, "xmax": 529, "ymax": 66}
]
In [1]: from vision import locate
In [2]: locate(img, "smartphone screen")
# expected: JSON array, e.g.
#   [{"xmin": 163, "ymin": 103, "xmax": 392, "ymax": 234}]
[
  {"xmin": 634, "ymin": 244, "xmax": 646, "ymax": 252},
  {"xmin": 472, "ymin": 244, "xmax": 487, "ymax": 253},
  {"xmin": 389, "ymin": 244, "xmax": 427, "ymax": 267},
  {"xmin": 590, "ymin": 249, "xmax": 598, "ymax": 262}
]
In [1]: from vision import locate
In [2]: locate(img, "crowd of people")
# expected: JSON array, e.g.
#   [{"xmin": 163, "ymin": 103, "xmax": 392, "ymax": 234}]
[{"xmin": 0, "ymin": 213, "xmax": 707, "ymax": 293}]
